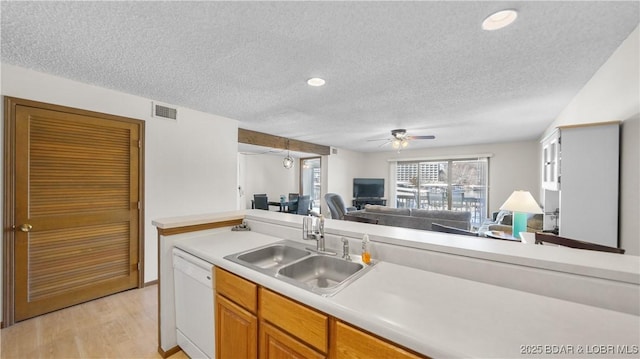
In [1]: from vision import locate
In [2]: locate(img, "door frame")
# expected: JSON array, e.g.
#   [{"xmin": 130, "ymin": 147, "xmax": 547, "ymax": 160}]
[
  {"xmin": 299, "ymin": 156, "xmax": 322, "ymax": 212},
  {"xmin": 2, "ymin": 96, "xmax": 145, "ymax": 327}
]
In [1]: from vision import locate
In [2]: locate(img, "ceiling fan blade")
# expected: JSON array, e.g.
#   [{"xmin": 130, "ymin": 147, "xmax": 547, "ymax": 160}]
[
  {"xmin": 378, "ymin": 141, "xmax": 391, "ymax": 148},
  {"xmin": 407, "ymin": 135, "xmax": 436, "ymax": 140},
  {"xmin": 367, "ymin": 138, "xmax": 391, "ymax": 142}
]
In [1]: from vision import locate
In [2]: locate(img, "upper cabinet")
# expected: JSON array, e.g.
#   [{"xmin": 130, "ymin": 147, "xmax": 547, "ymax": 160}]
[
  {"xmin": 541, "ymin": 129, "xmax": 561, "ymax": 191},
  {"xmin": 541, "ymin": 122, "xmax": 620, "ymax": 247}
]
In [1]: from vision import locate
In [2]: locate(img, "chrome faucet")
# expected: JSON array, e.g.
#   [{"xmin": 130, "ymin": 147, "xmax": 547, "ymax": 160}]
[
  {"xmin": 341, "ymin": 237, "xmax": 351, "ymax": 261},
  {"xmin": 302, "ymin": 215, "xmax": 336, "ymax": 255}
]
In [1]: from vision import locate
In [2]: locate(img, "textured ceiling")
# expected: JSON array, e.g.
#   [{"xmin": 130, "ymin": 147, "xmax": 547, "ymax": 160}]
[{"xmin": 2, "ymin": 1, "xmax": 638, "ymax": 153}]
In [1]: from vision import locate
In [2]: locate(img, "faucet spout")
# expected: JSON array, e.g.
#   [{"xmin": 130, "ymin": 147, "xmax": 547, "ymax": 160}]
[{"xmin": 302, "ymin": 215, "xmax": 336, "ymax": 255}]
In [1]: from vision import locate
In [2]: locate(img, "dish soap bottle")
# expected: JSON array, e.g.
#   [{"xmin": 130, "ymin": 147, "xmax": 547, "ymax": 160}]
[{"xmin": 361, "ymin": 234, "xmax": 371, "ymax": 264}]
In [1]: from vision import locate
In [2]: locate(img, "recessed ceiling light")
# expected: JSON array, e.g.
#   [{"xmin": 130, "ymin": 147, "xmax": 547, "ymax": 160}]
[
  {"xmin": 482, "ymin": 9, "xmax": 518, "ymax": 31},
  {"xmin": 307, "ymin": 77, "xmax": 325, "ymax": 87}
]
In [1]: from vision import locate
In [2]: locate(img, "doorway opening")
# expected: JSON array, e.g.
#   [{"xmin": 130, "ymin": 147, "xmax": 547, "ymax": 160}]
[{"xmin": 300, "ymin": 157, "xmax": 321, "ymax": 213}]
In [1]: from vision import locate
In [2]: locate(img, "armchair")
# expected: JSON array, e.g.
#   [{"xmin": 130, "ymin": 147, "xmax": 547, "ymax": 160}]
[{"xmin": 324, "ymin": 193, "xmax": 356, "ymax": 220}]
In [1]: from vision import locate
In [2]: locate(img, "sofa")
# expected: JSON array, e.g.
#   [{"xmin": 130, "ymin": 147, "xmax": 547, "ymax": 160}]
[{"xmin": 346, "ymin": 205, "xmax": 472, "ymax": 231}]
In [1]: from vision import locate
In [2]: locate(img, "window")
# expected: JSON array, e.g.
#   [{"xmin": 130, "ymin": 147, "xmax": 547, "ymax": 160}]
[{"xmin": 395, "ymin": 158, "xmax": 488, "ymax": 226}]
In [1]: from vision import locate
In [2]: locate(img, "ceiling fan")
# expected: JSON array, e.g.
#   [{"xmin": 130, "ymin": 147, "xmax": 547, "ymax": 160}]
[{"xmin": 370, "ymin": 129, "xmax": 435, "ymax": 150}]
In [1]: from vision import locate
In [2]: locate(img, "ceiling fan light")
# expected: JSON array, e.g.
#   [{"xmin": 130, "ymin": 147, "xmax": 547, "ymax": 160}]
[
  {"xmin": 392, "ymin": 139, "xmax": 401, "ymax": 149},
  {"xmin": 401, "ymin": 139, "xmax": 409, "ymax": 148}
]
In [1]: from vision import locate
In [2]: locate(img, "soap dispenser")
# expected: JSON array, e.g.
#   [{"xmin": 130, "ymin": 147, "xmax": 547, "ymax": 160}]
[{"xmin": 361, "ymin": 234, "xmax": 371, "ymax": 264}]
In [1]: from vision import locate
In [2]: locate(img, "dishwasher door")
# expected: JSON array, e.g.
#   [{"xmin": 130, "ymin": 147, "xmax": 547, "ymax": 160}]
[{"xmin": 173, "ymin": 248, "xmax": 215, "ymax": 359}]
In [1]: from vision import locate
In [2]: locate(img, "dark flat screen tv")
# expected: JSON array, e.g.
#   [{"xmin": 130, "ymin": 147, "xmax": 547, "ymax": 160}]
[{"xmin": 353, "ymin": 178, "xmax": 384, "ymax": 198}]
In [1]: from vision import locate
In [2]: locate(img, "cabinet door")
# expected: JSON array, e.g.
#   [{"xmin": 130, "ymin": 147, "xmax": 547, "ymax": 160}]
[
  {"xmin": 332, "ymin": 320, "xmax": 425, "ymax": 359},
  {"xmin": 260, "ymin": 321, "xmax": 325, "ymax": 359},
  {"xmin": 216, "ymin": 293, "xmax": 258, "ymax": 359},
  {"xmin": 541, "ymin": 130, "xmax": 560, "ymax": 191}
]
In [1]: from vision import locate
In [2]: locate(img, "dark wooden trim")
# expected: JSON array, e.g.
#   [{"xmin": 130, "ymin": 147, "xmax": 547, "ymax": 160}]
[
  {"xmin": 138, "ymin": 121, "xmax": 146, "ymax": 289},
  {"xmin": 238, "ymin": 128, "xmax": 331, "ymax": 156},
  {"xmin": 144, "ymin": 280, "xmax": 158, "ymax": 287},
  {"xmin": 157, "ymin": 219, "xmax": 244, "ymax": 236},
  {"xmin": 3, "ymin": 96, "xmax": 145, "ymax": 125},
  {"xmin": 3, "ymin": 96, "xmax": 18, "ymax": 327},
  {"xmin": 535, "ymin": 232, "xmax": 625, "ymax": 254},
  {"xmin": 157, "ymin": 345, "xmax": 181, "ymax": 358}
]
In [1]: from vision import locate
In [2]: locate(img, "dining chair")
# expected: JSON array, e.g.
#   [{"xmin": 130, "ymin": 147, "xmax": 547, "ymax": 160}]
[
  {"xmin": 253, "ymin": 194, "xmax": 269, "ymax": 210},
  {"xmin": 287, "ymin": 193, "xmax": 299, "ymax": 213},
  {"xmin": 294, "ymin": 195, "xmax": 311, "ymax": 215}
]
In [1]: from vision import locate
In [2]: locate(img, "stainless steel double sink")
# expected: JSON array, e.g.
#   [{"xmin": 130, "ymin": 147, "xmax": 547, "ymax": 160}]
[{"xmin": 224, "ymin": 240, "xmax": 375, "ymax": 296}]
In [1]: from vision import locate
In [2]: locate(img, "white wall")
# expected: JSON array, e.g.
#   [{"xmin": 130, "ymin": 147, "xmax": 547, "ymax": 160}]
[
  {"xmin": 324, "ymin": 148, "xmax": 366, "ymax": 216},
  {"xmin": 358, "ymin": 141, "xmax": 541, "ymax": 216},
  {"xmin": 240, "ymin": 152, "xmax": 299, "ymax": 209},
  {"xmin": 545, "ymin": 26, "xmax": 640, "ymax": 134},
  {"xmin": 0, "ymin": 64, "xmax": 240, "ymax": 307},
  {"xmin": 541, "ymin": 26, "xmax": 640, "ymax": 254}
]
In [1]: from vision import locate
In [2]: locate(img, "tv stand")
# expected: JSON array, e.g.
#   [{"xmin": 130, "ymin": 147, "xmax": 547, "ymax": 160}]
[{"xmin": 352, "ymin": 198, "xmax": 386, "ymax": 210}]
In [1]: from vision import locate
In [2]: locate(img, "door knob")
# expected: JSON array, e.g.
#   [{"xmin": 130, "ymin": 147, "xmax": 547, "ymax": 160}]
[{"xmin": 18, "ymin": 224, "xmax": 32, "ymax": 232}]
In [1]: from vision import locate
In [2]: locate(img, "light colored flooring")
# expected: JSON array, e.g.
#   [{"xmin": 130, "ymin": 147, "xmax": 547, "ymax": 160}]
[{"xmin": 0, "ymin": 285, "xmax": 189, "ymax": 359}]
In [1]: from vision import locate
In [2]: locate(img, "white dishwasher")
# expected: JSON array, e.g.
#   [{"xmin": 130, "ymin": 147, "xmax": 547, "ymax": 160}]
[{"xmin": 172, "ymin": 248, "xmax": 215, "ymax": 359}]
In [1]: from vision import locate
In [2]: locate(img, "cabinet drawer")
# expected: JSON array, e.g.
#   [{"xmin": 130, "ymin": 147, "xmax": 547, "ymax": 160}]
[
  {"xmin": 215, "ymin": 267, "xmax": 257, "ymax": 313},
  {"xmin": 332, "ymin": 320, "xmax": 426, "ymax": 359},
  {"xmin": 260, "ymin": 288, "xmax": 328, "ymax": 353}
]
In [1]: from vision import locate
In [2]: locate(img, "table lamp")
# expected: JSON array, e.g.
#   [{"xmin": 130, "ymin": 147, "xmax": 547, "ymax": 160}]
[{"xmin": 499, "ymin": 190, "xmax": 543, "ymax": 239}]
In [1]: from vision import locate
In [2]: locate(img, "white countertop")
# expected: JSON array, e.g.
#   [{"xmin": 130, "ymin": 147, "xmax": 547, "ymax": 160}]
[
  {"xmin": 174, "ymin": 229, "xmax": 640, "ymax": 358},
  {"xmin": 152, "ymin": 210, "xmax": 245, "ymax": 229}
]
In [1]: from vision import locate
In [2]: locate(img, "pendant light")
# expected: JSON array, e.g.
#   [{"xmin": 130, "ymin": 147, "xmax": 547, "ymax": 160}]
[{"xmin": 283, "ymin": 139, "xmax": 294, "ymax": 169}]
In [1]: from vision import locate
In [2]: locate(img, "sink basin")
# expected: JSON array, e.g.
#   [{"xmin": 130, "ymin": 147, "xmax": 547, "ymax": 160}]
[
  {"xmin": 236, "ymin": 244, "xmax": 311, "ymax": 269},
  {"xmin": 224, "ymin": 240, "xmax": 375, "ymax": 297},
  {"xmin": 278, "ymin": 255, "xmax": 364, "ymax": 291}
]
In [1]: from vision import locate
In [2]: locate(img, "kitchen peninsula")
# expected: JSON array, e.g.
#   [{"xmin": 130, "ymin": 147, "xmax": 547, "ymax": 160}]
[{"xmin": 153, "ymin": 210, "xmax": 640, "ymax": 358}]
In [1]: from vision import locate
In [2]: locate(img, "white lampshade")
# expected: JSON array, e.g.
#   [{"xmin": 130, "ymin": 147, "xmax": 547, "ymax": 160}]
[{"xmin": 499, "ymin": 190, "xmax": 543, "ymax": 214}]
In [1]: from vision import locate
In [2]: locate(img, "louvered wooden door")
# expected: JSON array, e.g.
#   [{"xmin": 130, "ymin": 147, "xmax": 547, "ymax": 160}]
[{"xmin": 12, "ymin": 102, "xmax": 142, "ymax": 322}]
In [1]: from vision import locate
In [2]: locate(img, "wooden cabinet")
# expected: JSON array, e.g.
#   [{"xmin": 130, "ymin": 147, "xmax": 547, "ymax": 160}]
[
  {"xmin": 215, "ymin": 267, "xmax": 258, "ymax": 359},
  {"xmin": 541, "ymin": 129, "xmax": 560, "ymax": 191},
  {"xmin": 215, "ymin": 267, "xmax": 426, "ymax": 359},
  {"xmin": 331, "ymin": 320, "xmax": 426, "ymax": 359},
  {"xmin": 260, "ymin": 321, "xmax": 325, "ymax": 359},
  {"xmin": 216, "ymin": 294, "xmax": 258, "ymax": 359},
  {"xmin": 216, "ymin": 266, "xmax": 258, "ymax": 312},
  {"xmin": 260, "ymin": 288, "xmax": 328, "ymax": 353}
]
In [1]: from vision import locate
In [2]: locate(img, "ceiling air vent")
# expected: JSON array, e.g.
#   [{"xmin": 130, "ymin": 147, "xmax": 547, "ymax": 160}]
[{"xmin": 151, "ymin": 101, "xmax": 177, "ymax": 120}]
